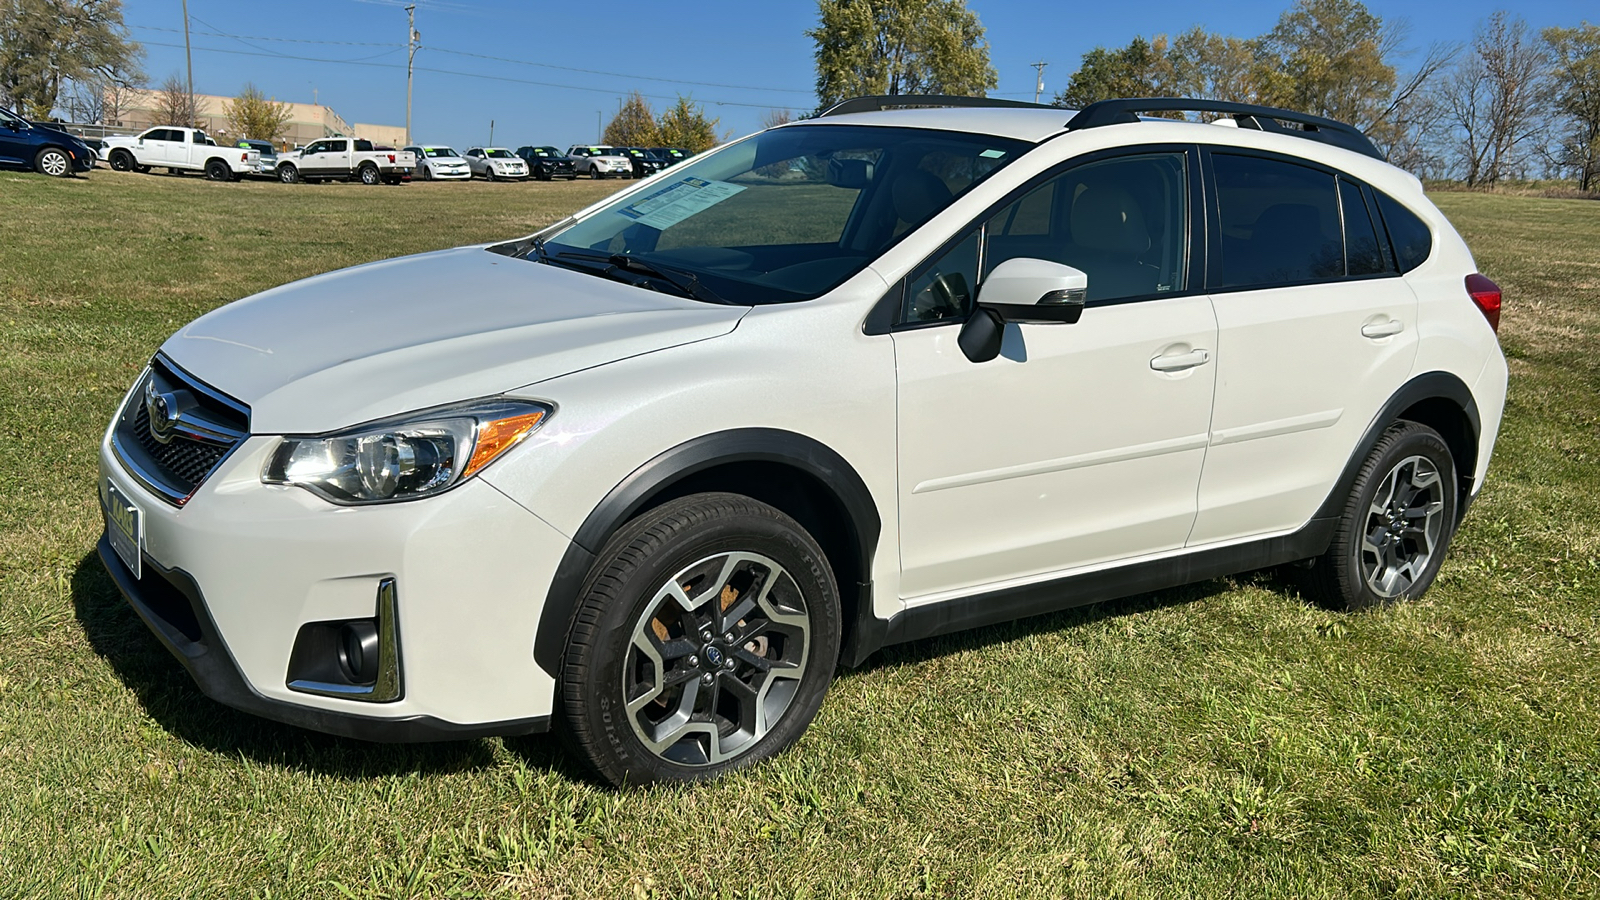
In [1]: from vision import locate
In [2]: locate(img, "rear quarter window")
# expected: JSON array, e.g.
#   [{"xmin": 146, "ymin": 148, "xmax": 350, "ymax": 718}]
[{"xmin": 1374, "ymin": 192, "xmax": 1433, "ymax": 273}]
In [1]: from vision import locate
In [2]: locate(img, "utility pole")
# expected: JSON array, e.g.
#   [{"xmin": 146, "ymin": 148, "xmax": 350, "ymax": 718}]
[
  {"xmin": 1031, "ymin": 61, "xmax": 1048, "ymax": 104},
  {"xmin": 489, "ymin": 119, "xmax": 495, "ymax": 146},
  {"xmin": 596, "ymin": 110, "xmax": 601, "ymax": 142},
  {"xmin": 405, "ymin": 5, "xmax": 420, "ymax": 146},
  {"xmin": 181, "ymin": 0, "xmax": 195, "ymax": 126}
]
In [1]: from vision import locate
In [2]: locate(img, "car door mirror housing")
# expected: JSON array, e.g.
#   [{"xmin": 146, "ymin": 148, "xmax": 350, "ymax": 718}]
[
  {"xmin": 959, "ymin": 259, "xmax": 1089, "ymax": 363},
  {"xmin": 975, "ymin": 258, "xmax": 1088, "ymax": 325}
]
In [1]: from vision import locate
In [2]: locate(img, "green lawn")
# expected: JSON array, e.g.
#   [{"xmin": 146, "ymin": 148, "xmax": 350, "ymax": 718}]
[{"xmin": 1, "ymin": 170, "xmax": 1596, "ymax": 899}]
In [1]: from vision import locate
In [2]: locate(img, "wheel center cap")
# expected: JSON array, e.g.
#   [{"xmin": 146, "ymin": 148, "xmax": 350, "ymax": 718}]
[{"xmin": 703, "ymin": 646, "xmax": 724, "ymax": 668}]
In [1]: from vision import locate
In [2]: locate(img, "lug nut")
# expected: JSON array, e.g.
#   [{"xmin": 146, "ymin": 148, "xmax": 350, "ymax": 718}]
[
  {"xmin": 724, "ymin": 658, "xmax": 737, "ymax": 670},
  {"xmin": 700, "ymin": 630, "xmax": 714, "ymax": 643},
  {"xmin": 687, "ymin": 655, "xmax": 699, "ymax": 667},
  {"xmin": 701, "ymin": 673, "xmax": 715, "ymax": 685},
  {"xmin": 723, "ymin": 632, "xmax": 735, "ymax": 643}
]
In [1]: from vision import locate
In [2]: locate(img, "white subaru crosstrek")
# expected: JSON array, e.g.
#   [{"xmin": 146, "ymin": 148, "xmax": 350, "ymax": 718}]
[{"xmin": 97, "ymin": 96, "xmax": 1507, "ymax": 786}]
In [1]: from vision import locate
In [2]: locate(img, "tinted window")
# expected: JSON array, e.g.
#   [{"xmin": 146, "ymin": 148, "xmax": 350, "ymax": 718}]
[
  {"xmin": 1214, "ymin": 154, "xmax": 1343, "ymax": 288},
  {"xmin": 984, "ymin": 152, "xmax": 1188, "ymax": 303},
  {"xmin": 1340, "ymin": 179, "xmax": 1387, "ymax": 277},
  {"xmin": 904, "ymin": 229, "xmax": 980, "ymax": 323},
  {"xmin": 1375, "ymin": 191, "xmax": 1433, "ymax": 273},
  {"xmin": 329, "ymin": 140, "xmax": 348, "ymax": 152}
]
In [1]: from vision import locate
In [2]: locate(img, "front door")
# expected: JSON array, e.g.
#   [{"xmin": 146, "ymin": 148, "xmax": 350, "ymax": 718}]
[
  {"xmin": 0, "ymin": 108, "xmax": 30, "ymax": 166},
  {"xmin": 1188, "ymin": 150, "xmax": 1420, "ymax": 546},
  {"xmin": 893, "ymin": 149, "xmax": 1218, "ymax": 600}
]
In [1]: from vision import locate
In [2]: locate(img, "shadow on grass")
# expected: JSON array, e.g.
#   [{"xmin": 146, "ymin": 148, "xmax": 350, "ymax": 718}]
[{"xmin": 69, "ymin": 550, "xmax": 590, "ymax": 781}]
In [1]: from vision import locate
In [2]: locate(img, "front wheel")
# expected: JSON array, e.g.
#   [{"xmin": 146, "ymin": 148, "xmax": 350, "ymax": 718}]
[
  {"xmin": 36, "ymin": 147, "xmax": 71, "ymax": 177},
  {"xmin": 1302, "ymin": 422, "xmax": 1459, "ymax": 610},
  {"xmin": 109, "ymin": 149, "xmax": 135, "ymax": 172},
  {"xmin": 278, "ymin": 165, "xmax": 300, "ymax": 184},
  {"xmin": 560, "ymin": 493, "xmax": 841, "ymax": 786}
]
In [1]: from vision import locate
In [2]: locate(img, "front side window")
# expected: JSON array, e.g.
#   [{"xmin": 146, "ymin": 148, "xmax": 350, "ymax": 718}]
[
  {"xmin": 1213, "ymin": 153, "xmax": 1343, "ymax": 288},
  {"xmin": 541, "ymin": 124, "xmax": 1027, "ymax": 305},
  {"xmin": 0, "ymin": 106, "xmax": 26, "ymax": 127},
  {"xmin": 899, "ymin": 151, "xmax": 1189, "ymax": 326}
]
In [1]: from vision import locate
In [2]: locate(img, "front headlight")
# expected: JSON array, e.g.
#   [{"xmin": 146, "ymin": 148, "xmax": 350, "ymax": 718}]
[{"xmin": 262, "ymin": 399, "xmax": 550, "ymax": 504}]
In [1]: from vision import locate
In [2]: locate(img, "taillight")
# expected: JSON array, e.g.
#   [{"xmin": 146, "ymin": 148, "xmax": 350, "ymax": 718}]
[
  {"xmin": 240, "ymin": 153, "xmax": 248, "ymax": 162},
  {"xmin": 388, "ymin": 154, "xmax": 396, "ymax": 163},
  {"xmin": 1465, "ymin": 274, "xmax": 1502, "ymax": 333}
]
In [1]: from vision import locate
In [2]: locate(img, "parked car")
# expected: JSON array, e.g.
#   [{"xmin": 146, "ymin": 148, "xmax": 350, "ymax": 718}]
[
  {"xmin": 652, "ymin": 147, "xmax": 693, "ymax": 167},
  {"xmin": 102, "ymin": 127, "xmax": 262, "ymax": 181},
  {"xmin": 464, "ymin": 147, "xmax": 529, "ymax": 181},
  {"xmin": 404, "ymin": 145, "xmax": 472, "ymax": 181},
  {"xmin": 237, "ymin": 140, "xmax": 279, "ymax": 179},
  {"xmin": 0, "ymin": 105, "xmax": 97, "ymax": 177},
  {"xmin": 275, "ymin": 137, "xmax": 414, "ymax": 185},
  {"xmin": 515, "ymin": 145, "xmax": 577, "ymax": 180},
  {"xmin": 95, "ymin": 95, "xmax": 1507, "ymax": 788},
  {"xmin": 566, "ymin": 144, "xmax": 632, "ymax": 179},
  {"xmin": 617, "ymin": 147, "xmax": 668, "ymax": 179}
]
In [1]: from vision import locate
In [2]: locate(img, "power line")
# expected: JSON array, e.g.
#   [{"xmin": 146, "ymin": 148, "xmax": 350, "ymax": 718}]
[
  {"xmin": 128, "ymin": 23, "xmax": 811, "ymax": 94},
  {"xmin": 133, "ymin": 40, "xmax": 797, "ymax": 109}
]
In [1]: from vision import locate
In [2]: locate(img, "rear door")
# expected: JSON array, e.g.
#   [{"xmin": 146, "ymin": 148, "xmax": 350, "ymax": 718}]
[
  {"xmin": 893, "ymin": 148, "xmax": 1218, "ymax": 599},
  {"xmin": 1188, "ymin": 149, "xmax": 1419, "ymax": 545},
  {"xmin": 142, "ymin": 129, "xmax": 179, "ymax": 165}
]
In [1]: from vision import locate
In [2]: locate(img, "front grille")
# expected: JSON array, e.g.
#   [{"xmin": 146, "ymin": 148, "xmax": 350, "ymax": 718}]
[{"xmin": 112, "ymin": 356, "xmax": 250, "ymax": 505}]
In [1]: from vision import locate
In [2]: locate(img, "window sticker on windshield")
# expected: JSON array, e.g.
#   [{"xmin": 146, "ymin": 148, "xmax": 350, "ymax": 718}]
[
  {"xmin": 979, "ymin": 149, "xmax": 1007, "ymax": 159},
  {"xmin": 617, "ymin": 177, "xmax": 747, "ymax": 230}
]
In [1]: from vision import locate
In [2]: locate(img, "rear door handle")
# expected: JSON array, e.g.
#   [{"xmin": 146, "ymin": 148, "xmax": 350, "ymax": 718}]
[
  {"xmin": 1150, "ymin": 348, "xmax": 1211, "ymax": 372},
  {"xmin": 1361, "ymin": 319, "xmax": 1404, "ymax": 339}
]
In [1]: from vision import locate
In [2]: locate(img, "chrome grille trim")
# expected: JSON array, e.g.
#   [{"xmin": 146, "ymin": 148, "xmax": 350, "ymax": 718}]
[{"xmin": 110, "ymin": 354, "xmax": 250, "ymax": 506}]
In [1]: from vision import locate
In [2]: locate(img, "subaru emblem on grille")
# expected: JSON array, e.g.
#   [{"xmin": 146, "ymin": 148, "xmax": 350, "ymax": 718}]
[{"xmin": 144, "ymin": 380, "xmax": 183, "ymax": 444}]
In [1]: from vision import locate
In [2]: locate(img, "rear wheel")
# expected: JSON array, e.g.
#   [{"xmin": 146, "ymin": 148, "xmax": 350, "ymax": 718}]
[
  {"xmin": 358, "ymin": 164, "xmax": 380, "ymax": 185},
  {"xmin": 1302, "ymin": 422, "xmax": 1458, "ymax": 610},
  {"xmin": 560, "ymin": 493, "xmax": 841, "ymax": 786},
  {"xmin": 204, "ymin": 159, "xmax": 230, "ymax": 181},
  {"xmin": 36, "ymin": 148, "xmax": 71, "ymax": 177}
]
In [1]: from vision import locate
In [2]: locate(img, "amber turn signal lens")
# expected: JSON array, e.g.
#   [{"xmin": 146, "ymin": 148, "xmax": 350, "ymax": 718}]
[{"xmin": 463, "ymin": 411, "xmax": 547, "ymax": 478}]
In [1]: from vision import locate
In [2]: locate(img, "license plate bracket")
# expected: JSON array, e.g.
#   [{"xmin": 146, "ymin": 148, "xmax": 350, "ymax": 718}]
[{"xmin": 103, "ymin": 479, "xmax": 143, "ymax": 580}]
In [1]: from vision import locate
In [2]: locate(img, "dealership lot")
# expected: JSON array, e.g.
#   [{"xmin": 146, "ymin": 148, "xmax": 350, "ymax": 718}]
[{"xmin": 1, "ymin": 170, "xmax": 1596, "ymax": 897}]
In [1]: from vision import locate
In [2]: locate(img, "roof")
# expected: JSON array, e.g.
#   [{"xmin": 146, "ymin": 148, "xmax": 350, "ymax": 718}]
[{"xmin": 796, "ymin": 107, "xmax": 1074, "ymax": 144}]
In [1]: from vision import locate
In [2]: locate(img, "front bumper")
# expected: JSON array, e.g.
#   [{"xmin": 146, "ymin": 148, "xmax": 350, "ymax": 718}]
[
  {"xmin": 97, "ymin": 431, "xmax": 567, "ymax": 741},
  {"xmin": 428, "ymin": 165, "xmax": 472, "ymax": 180}
]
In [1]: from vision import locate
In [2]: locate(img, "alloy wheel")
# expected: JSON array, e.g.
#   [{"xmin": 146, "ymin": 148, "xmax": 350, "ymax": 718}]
[
  {"xmin": 623, "ymin": 551, "xmax": 811, "ymax": 767},
  {"xmin": 1361, "ymin": 454, "xmax": 1446, "ymax": 598}
]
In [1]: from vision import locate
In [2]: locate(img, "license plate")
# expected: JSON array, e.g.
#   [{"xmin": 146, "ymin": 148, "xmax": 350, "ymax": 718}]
[{"xmin": 103, "ymin": 479, "xmax": 143, "ymax": 580}]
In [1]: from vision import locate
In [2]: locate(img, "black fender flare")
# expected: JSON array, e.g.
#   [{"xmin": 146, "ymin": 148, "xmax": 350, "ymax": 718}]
[
  {"xmin": 533, "ymin": 428, "xmax": 882, "ymax": 678},
  {"xmin": 1311, "ymin": 370, "xmax": 1481, "ymax": 527}
]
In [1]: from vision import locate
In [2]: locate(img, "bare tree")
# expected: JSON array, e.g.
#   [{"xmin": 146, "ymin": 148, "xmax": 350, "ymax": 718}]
[
  {"xmin": 1544, "ymin": 24, "xmax": 1600, "ymax": 191},
  {"xmin": 760, "ymin": 109, "xmax": 794, "ymax": 129},
  {"xmin": 154, "ymin": 73, "xmax": 197, "ymax": 128},
  {"xmin": 1444, "ymin": 12, "xmax": 1548, "ymax": 187}
]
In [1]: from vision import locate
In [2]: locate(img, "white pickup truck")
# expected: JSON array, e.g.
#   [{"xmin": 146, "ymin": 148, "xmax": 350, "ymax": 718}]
[
  {"xmin": 103, "ymin": 127, "xmax": 262, "ymax": 181},
  {"xmin": 275, "ymin": 137, "xmax": 415, "ymax": 185}
]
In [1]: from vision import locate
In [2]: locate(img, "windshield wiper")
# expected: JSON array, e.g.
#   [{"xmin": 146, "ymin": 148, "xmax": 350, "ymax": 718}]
[{"xmin": 540, "ymin": 248, "xmax": 735, "ymax": 306}]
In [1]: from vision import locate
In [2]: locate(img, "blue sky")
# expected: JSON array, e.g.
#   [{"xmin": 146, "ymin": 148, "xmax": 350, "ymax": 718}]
[{"xmin": 123, "ymin": 0, "xmax": 1593, "ymax": 149}]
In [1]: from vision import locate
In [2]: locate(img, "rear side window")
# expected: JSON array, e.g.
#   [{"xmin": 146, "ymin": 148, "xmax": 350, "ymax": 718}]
[
  {"xmin": 1213, "ymin": 153, "xmax": 1343, "ymax": 288},
  {"xmin": 1339, "ymin": 179, "xmax": 1387, "ymax": 277},
  {"xmin": 1374, "ymin": 191, "xmax": 1433, "ymax": 273}
]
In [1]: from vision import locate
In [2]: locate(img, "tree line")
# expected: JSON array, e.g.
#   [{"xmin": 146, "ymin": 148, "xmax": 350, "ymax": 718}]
[
  {"xmin": 808, "ymin": 0, "xmax": 1600, "ymax": 191},
  {"xmin": 601, "ymin": 92, "xmax": 723, "ymax": 153}
]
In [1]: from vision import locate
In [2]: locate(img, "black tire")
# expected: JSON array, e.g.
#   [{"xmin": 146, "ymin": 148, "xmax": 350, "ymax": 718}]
[
  {"xmin": 204, "ymin": 159, "xmax": 230, "ymax": 181},
  {"xmin": 36, "ymin": 147, "xmax": 72, "ymax": 177},
  {"xmin": 421, "ymin": 166, "xmax": 433, "ymax": 181},
  {"xmin": 592, "ymin": 167, "xmax": 604, "ymax": 180},
  {"xmin": 484, "ymin": 166, "xmax": 496, "ymax": 182},
  {"xmin": 109, "ymin": 149, "xmax": 135, "ymax": 172},
  {"xmin": 358, "ymin": 164, "xmax": 380, "ymax": 185},
  {"xmin": 278, "ymin": 164, "xmax": 300, "ymax": 184},
  {"xmin": 1302, "ymin": 422, "xmax": 1459, "ymax": 611},
  {"xmin": 560, "ymin": 492, "xmax": 841, "ymax": 786}
]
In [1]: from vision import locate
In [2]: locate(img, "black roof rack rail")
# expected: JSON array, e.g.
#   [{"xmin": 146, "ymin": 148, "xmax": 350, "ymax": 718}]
[
  {"xmin": 818, "ymin": 94, "xmax": 1056, "ymax": 118},
  {"xmin": 1065, "ymin": 97, "xmax": 1384, "ymax": 161}
]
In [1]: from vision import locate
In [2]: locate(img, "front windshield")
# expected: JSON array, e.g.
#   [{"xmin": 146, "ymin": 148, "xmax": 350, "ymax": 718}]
[
  {"xmin": 487, "ymin": 149, "xmax": 515, "ymax": 159},
  {"xmin": 541, "ymin": 124, "xmax": 1029, "ymax": 305},
  {"xmin": 424, "ymin": 147, "xmax": 459, "ymax": 158},
  {"xmin": 532, "ymin": 147, "xmax": 558, "ymax": 157}
]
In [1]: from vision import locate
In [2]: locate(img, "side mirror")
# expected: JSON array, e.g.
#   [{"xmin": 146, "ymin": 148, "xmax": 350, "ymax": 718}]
[{"xmin": 958, "ymin": 258, "xmax": 1089, "ymax": 363}]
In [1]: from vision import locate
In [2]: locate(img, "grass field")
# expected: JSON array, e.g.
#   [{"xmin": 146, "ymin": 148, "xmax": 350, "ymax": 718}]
[{"xmin": 1, "ymin": 169, "xmax": 1597, "ymax": 899}]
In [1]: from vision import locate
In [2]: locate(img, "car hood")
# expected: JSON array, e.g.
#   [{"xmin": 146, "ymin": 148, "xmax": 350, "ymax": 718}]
[{"xmin": 161, "ymin": 247, "xmax": 749, "ymax": 433}]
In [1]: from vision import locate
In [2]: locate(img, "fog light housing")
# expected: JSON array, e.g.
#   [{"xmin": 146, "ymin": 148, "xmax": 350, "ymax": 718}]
[{"xmin": 286, "ymin": 578, "xmax": 403, "ymax": 702}]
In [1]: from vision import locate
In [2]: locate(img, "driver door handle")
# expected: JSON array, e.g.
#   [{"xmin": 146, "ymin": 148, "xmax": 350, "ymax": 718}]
[{"xmin": 1150, "ymin": 348, "xmax": 1211, "ymax": 372}]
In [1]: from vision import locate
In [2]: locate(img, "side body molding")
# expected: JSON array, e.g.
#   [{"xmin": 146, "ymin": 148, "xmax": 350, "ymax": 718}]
[
  {"xmin": 861, "ymin": 371, "xmax": 1483, "ymax": 655},
  {"xmin": 533, "ymin": 428, "xmax": 883, "ymax": 678}
]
